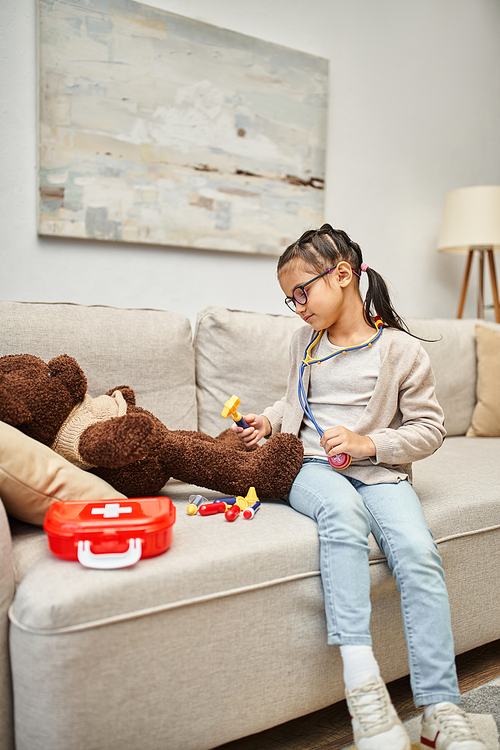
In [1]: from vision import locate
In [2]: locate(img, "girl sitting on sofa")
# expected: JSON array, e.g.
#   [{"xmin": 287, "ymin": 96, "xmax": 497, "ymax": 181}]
[{"xmin": 232, "ymin": 225, "xmax": 486, "ymax": 750}]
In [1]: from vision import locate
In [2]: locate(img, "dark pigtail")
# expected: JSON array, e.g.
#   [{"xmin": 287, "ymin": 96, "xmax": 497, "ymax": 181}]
[{"xmin": 363, "ymin": 267, "xmax": 410, "ymax": 334}]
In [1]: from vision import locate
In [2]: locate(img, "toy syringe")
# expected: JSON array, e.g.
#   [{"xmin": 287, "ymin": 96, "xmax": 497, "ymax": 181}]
[{"xmin": 221, "ymin": 395, "xmax": 249, "ymax": 429}]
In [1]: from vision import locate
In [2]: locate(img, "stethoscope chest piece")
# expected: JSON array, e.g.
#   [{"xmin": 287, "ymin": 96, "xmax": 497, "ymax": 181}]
[{"xmin": 328, "ymin": 453, "xmax": 352, "ymax": 470}]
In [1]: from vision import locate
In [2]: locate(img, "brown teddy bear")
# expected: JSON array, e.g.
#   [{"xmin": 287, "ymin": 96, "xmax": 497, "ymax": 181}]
[{"xmin": 0, "ymin": 353, "xmax": 303, "ymax": 499}]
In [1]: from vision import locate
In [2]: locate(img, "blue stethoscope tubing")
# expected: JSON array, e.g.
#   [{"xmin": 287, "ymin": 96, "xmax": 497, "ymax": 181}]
[{"xmin": 298, "ymin": 321, "xmax": 383, "ymax": 461}]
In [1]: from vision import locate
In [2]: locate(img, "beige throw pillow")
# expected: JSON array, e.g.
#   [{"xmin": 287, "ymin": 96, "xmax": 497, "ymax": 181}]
[
  {"xmin": 466, "ymin": 325, "xmax": 500, "ymax": 437},
  {"xmin": 0, "ymin": 421, "xmax": 126, "ymax": 525}
]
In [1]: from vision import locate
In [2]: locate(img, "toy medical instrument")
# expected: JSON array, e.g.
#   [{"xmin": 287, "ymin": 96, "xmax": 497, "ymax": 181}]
[
  {"xmin": 221, "ymin": 395, "xmax": 249, "ymax": 428},
  {"xmin": 224, "ymin": 487, "xmax": 259, "ymax": 521},
  {"xmin": 192, "ymin": 487, "xmax": 260, "ymax": 522},
  {"xmin": 225, "ymin": 504, "xmax": 241, "ymax": 522},
  {"xmin": 243, "ymin": 486, "xmax": 259, "ymax": 504},
  {"xmin": 199, "ymin": 501, "xmax": 227, "ymax": 516},
  {"xmin": 198, "ymin": 497, "xmax": 238, "ymax": 516},
  {"xmin": 298, "ymin": 319, "xmax": 383, "ymax": 470},
  {"xmin": 186, "ymin": 494, "xmax": 206, "ymax": 515},
  {"xmin": 243, "ymin": 501, "xmax": 261, "ymax": 519}
]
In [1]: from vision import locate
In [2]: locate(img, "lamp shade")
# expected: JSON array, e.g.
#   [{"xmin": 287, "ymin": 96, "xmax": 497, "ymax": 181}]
[{"xmin": 437, "ymin": 185, "xmax": 500, "ymax": 254}]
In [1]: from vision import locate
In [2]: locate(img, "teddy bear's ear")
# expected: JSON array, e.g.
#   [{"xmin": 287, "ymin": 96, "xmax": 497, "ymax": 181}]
[
  {"xmin": 0, "ymin": 374, "xmax": 32, "ymax": 425},
  {"xmin": 48, "ymin": 355, "xmax": 87, "ymax": 401}
]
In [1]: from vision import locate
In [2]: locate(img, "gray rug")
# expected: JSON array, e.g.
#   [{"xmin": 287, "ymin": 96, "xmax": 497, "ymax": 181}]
[{"xmin": 345, "ymin": 676, "xmax": 500, "ymax": 750}]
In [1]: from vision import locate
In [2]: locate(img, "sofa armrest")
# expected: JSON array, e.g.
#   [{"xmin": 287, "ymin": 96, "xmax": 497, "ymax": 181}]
[{"xmin": 0, "ymin": 498, "xmax": 15, "ymax": 750}]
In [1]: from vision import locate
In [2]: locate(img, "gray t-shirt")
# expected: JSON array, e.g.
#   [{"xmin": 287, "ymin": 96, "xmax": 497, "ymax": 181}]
[{"xmin": 300, "ymin": 332, "xmax": 381, "ymax": 459}]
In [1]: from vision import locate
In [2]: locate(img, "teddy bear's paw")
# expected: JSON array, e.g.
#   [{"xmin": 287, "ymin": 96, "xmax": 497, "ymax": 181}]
[
  {"xmin": 79, "ymin": 413, "xmax": 156, "ymax": 468},
  {"xmin": 245, "ymin": 432, "xmax": 304, "ymax": 498}
]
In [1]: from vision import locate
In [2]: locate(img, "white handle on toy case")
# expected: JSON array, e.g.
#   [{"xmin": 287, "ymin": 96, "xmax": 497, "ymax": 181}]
[{"xmin": 77, "ymin": 538, "xmax": 143, "ymax": 569}]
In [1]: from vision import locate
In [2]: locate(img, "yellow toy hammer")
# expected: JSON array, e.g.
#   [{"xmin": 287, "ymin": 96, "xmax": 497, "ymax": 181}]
[{"xmin": 221, "ymin": 395, "xmax": 249, "ymax": 429}]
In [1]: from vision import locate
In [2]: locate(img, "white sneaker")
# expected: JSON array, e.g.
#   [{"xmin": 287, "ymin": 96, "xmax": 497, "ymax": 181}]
[
  {"xmin": 420, "ymin": 702, "xmax": 487, "ymax": 749},
  {"xmin": 345, "ymin": 674, "xmax": 411, "ymax": 750}
]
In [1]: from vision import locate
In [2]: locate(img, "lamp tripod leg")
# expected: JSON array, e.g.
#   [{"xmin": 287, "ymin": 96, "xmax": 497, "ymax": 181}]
[
  {"xmin": 487, "ymin": 249, "xmax": 500, "ymax": 323},
  {"xmin": 457, "ymin": 249, "xmax": 474, "ymax": 319},
  {"xmin": 477, "ymin": 250, "xmax": 485, "ymax": 318}
]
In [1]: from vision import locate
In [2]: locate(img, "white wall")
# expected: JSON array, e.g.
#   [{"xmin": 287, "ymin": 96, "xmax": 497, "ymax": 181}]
[{"xmin": 1, "ymin": 0, "xmax": 500, "ymax": 330}]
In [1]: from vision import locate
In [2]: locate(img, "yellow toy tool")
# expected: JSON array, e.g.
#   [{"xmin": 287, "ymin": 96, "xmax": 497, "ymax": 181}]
[
  {"xmin": 225, "ymin": 487, "xmax": 259, "ymax": 522},
  {"xmin": 221, "ymin": 396, "xmax": 249, "ymax": 429}
]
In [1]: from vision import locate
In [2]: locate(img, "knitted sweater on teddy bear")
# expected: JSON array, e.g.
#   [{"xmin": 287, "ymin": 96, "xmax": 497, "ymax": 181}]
[{"xmin": 51, "ymin": 391, "xmax": 127, "ymax": 470}]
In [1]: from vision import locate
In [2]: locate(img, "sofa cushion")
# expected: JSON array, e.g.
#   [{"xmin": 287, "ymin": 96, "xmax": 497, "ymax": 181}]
[
  {"xmin": 0, "ymin": 301, "xmax": 197, "ymax": 431},
  {"xmin": 412, "ymin": 435, "xmax": 500, "ymax": 541},
  {"xmin": 10, "ymin": 433, "xmax": 499, "ymax": 613},
  {"xmin": 407, "ymin": 318, "xmax": 500, "ymax": 436},
  {"xmin": 466, "ymin": 324, "xmax": 500, "ymax": 437},
  {"xmin": 194, "ymin": 306, "xmax": 304, "ymax": 436},
  {"xmin": 406, "ymin": 318, "xmax": 478, "ymax": 436},
  {"xmin": 0, "ymin": 421, "xmax": 126, "ymax": 526}
]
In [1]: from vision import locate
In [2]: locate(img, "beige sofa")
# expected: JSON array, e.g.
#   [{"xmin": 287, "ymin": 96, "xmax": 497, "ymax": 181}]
[{"xmin": 1, "ymin": 300, "xmax": 499, "ymax": 750}]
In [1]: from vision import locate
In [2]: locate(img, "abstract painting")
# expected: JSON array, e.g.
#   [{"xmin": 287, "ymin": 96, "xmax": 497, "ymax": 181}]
[{"xmin": 38, "ymin": 0, "xmax": 328, "ymax": 255}]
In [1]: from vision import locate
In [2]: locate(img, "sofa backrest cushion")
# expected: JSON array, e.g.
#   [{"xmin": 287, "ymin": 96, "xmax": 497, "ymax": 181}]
[
  {"xmin": 0, "ymin": 301, "xmax": 197, "ymax": 431},
  {"xmin": 407, "ymin": 317, "xmax": 486, "ymax": 437},
  {"xmin": 195, "ymin": 306, "xmax": 304, "ymax": 436},
  {"xmin": 466, "ymin": 324, "xmax": 500, "ymax": 437}
]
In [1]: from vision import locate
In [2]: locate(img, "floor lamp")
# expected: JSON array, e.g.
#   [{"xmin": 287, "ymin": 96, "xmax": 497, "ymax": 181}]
[{"xmin": 437, "ymin": 185, "xmax": 500, "ymax": 323}]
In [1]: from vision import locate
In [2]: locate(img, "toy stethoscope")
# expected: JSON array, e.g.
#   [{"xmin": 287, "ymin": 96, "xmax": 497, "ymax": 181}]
[{"xmin": 298, "ymin": 318, "xmax": 383, "ymax": 469}]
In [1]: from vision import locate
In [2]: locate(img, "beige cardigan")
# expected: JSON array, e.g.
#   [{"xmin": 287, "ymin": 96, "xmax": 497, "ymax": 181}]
[{"xmin": 263, "ymin": 325, "xmax": 446, "ymax": 484}]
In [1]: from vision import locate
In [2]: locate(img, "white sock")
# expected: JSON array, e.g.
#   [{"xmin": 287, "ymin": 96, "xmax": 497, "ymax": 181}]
[
  {"xmin": 423, "ymin": 703, "xmax": 438, "ymax": 721},
  {"xmin": 340, "ymin": 644, "xmax": 381, "ymax": 690}
]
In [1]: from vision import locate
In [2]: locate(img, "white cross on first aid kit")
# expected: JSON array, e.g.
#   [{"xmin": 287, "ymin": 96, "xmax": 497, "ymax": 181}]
[{"xmin": 91, "ymin": 503, "xmax": 133, "ymax": 518}]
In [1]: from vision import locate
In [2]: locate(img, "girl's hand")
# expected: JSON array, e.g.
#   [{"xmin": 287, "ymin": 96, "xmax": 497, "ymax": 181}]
[
  {"xmin": 231, "ymin": 413, "xmax": 271, "ymax": 448},
  {"xmin": 320, "ymin": 426, "xmax": 376, "ymax": 460}
]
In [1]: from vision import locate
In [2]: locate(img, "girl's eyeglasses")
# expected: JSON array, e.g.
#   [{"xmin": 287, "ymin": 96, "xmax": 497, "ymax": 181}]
[{"xmin": 284, "ymin": 267, "xmax": 336, "ymax": 311}]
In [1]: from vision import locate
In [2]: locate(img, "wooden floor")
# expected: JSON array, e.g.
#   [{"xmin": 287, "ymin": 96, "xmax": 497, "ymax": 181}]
[{"xmin": 216, "ymin": 639, "xmax": 500, "ymax": 750}]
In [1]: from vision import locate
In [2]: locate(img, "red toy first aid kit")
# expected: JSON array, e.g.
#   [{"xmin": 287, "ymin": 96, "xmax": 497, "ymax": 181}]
[{"xmin": 43, "ymin": 497, "xmax": 176, "ymax": 570}]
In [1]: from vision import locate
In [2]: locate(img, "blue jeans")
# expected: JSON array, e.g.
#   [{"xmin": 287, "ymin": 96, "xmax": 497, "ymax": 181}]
[{"xmin": 289, "ymin": 459, "xmax": 460, "ymax": 707}]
